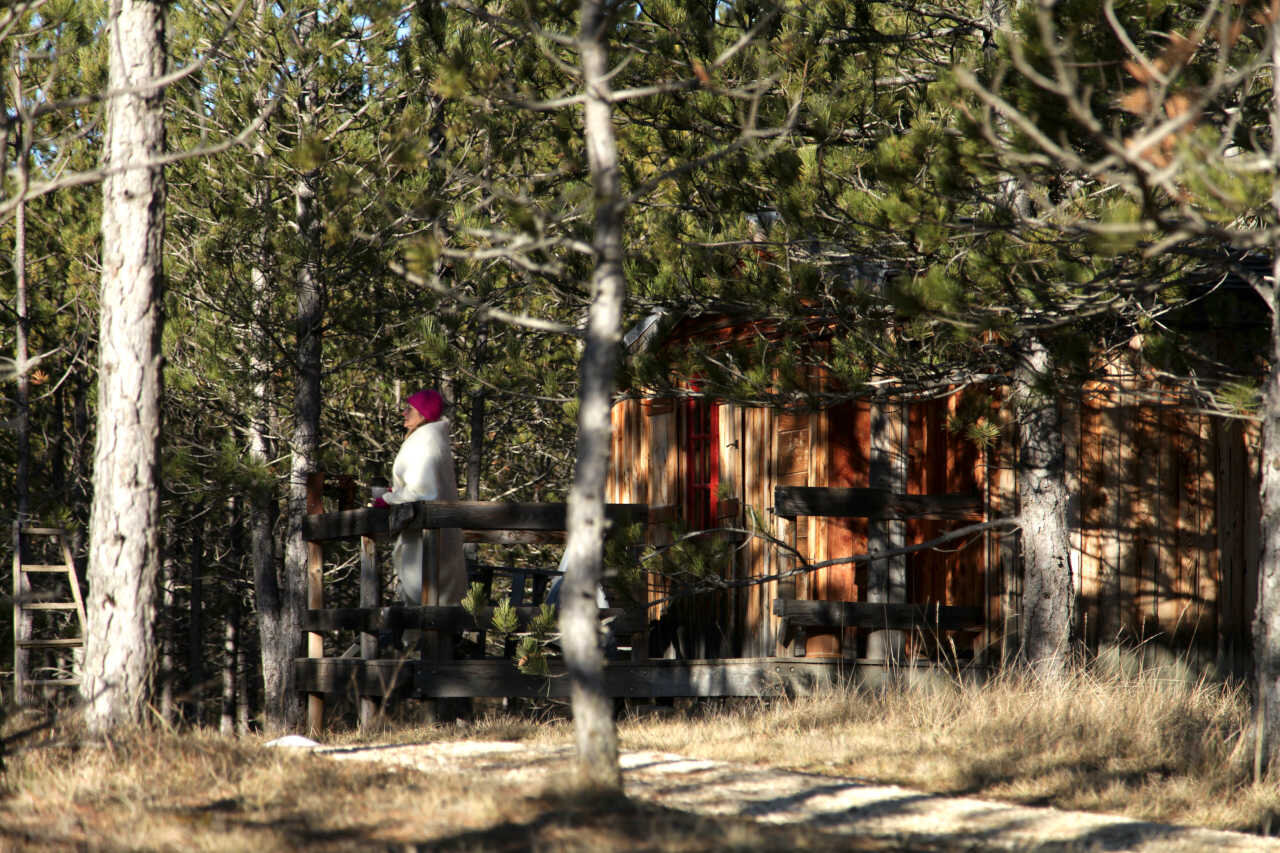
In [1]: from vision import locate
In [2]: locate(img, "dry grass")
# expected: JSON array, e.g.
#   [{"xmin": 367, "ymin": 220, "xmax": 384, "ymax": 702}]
[
  {"xmin": 5, "ymin": 666, "xmax": 1280, "ymax": 849},
  {"xmin": 617, "ymin": 665, "xmax": 1280, "ymax": 834},
  {"xmin": 0, "ymin": 707, "xmax": 901, "ymax": 852}
]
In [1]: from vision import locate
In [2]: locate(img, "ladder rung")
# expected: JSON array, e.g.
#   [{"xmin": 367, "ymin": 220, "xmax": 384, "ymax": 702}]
[
  {"xmin": 22, "ymin": 602, "xmax": 79, "ymax": 610},
  {"xmin": 18, "ymin": 638, "xmax": 84, "ymax": 649},
  {"xmin": 20, "ymin": 527, "xmax": 66, "ymax": 536},
  {"xmin": 24, "ymin": 679, "xmax": 80, "ymax": 687},
  {"xmin": 21, "ymin": 564, "xmax": 74, "ymax": 573}
]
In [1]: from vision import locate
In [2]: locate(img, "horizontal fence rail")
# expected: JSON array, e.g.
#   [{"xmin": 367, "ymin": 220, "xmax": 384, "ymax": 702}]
[
  {"xmin": 302, "ymin": 605, "xmax": 645, "ymax": 637},
  {"xmin": 773, "ymin": 599, "xmax": 984, "ymax": 633},
  {"xmin": 302, "ymin": 500, "xmax": 649, "ymax": 542},
  {"xmin": 774, "ymin": 486, "xmax": 984, "ymax": 521}
]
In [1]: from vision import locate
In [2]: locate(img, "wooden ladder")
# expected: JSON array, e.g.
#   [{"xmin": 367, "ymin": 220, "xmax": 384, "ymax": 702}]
[{"xmin": 12, "ymin": 524, "xmax": 86, "ymax": 702}]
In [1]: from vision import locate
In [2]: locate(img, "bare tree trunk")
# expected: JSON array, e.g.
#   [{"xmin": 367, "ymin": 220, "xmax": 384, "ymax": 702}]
[
  {"xmin": 81, "ymin": 0, "xmax": 167, "ymax": 733},
  {"xmin": 1256, "ymin": 294, "xmax": 1280, "ymax": 768},
  {"xmin": 11, "ymin": 115, "xmax": 33, "ymax": 702},
  {"xmin": 221, "ymin": 600, "xmax": 239, "ymax": 735},
  {"xmin": 463, "ymin": 324, "xmax": 487, "ymax": 565},
  {"xmin": 1015, "ymin": 337, "xmax": 1075, "ymax": 677},
  {"xmin": 236, "ymin": 619, "xmax": 252, "ymax": 734},
  {"xmin": 244, "ymin": 0, "xmax": 287, "ymax": 735},
  {"xmin": 466, "ymin": 326, "xmax": 487, "ymax": 505},
  {"xmin": 13, "ymin": 138, "xmax": 30, "ymax": 524},
  {"xmin": 559, "ymin": 0, "xmax": 625, "ymax": 791},
  {"xmin": 866, "ymin": 400, "xmax": 906, "ymax": 666},
  {"xmin": 159, "ymin": 522, "xmax": 176, "ymax": 725},
  {"xmin": 272, "ymin": 9, "xmax": 321, "ymax": 732},
  {"xmin": 1252, "ymin": 36, "xmax": 1280, "ymax": 764},
  {"xmin": 188, "ymin": 514, "xmax": 204, "ymax": 722}
]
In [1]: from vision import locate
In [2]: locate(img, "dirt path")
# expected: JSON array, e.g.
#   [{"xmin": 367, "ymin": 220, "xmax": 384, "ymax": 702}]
[{"xmin": 313, "ymin": 740, "xmax": 1280, "ymax": 851}]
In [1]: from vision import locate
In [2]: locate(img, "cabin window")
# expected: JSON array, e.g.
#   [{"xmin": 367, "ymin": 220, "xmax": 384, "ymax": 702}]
[{"xmin": 684, "ymin": 395, "xmax": 719, "ymax": 530}]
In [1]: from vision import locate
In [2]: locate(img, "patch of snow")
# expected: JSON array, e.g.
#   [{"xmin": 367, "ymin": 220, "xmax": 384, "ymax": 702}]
[{"xmin": 263, "ymin": 734, "xmax": 321, "ymax": 749}]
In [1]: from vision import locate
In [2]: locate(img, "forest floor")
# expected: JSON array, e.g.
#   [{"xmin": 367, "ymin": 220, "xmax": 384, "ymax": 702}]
[
  {"xmin": 6, "ymin": 666, "xmax": 1280, "ymax": 851},
  {"xmin": 318, "ymin": 738, "xmax": 1279, "ymax": 852}
]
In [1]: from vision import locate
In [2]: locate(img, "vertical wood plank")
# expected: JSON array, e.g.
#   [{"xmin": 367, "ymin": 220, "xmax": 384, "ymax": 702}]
[
  {"xmin": 1215, "ymin": 419, "xmax": 1239, "ymax": 663},
  {"xmin": 742, "ymin": 405, "xmax": 766, "ymax": 656},
  {"xmin": 1132, "ymin": 380, "xmax": 1159, "ymax": 638},
  {"xmin": 805, "ymin": 401, "xmax": 840, "ymax": 657},
  {"xmin": 826, "ymin": 401, "xmax": 868, "ymax": 655}
]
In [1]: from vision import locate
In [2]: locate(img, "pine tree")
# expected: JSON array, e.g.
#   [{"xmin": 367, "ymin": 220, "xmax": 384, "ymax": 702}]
[{"xmin": 81, "ymin": 0, "xmax": 167, "ymax": 732}]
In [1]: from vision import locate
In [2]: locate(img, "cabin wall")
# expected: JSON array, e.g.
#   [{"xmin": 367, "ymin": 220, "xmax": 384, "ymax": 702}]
[
  {"xmin": 1070, "ymin": 363, "xmax": 1259, "ymax": 673},
  {"xmin": 611, "ymin": 370, "xmax": 1261, "ymax": 666}
]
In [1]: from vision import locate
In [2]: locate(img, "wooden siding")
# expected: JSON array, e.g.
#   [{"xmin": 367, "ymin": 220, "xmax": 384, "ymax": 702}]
[
  {"xmin": 1070, "ymin": 359, "xmax": 1258, "ymax": 669},
  {"xmin": 903, "ymin": 394, "xmax": 987, "ymax": 657},
  {"xmin": 612, "ymin": 367, "xmax": 1261, "ymax": 664},
  {"xmin": 608, "ymin": 398, "xmax": 646, "ymax": 506},
  {"xmin": 743, "ymin": 405, "xmax": 776, "ymax": 656},
  {"xmin": 812, "ymin": 402, "xmax": 868, "ymax": 656}
]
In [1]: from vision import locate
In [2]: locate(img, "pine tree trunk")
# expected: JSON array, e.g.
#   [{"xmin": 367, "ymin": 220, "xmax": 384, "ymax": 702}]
[
  {"xmin": 221, "ymin": 600, "xmax": 239, "ymax": 735},
  {"xmin": 81, "ymin": 0, "xmax": 167, "ymax": 733},
  {"xmin": 159, "ymin": 522, "xmax": 176, "ymax": 725},
  {"xmin": 464, "ymin": 325, "xmax": 487, "ymax": 564},
  {"xmin": 249, "ymin": 308, "xmax": 285, "ymax": 723},
  {"xmin": 1015, "ymin": 337, "xmax": 1075, "ymax": 677},
  {"xmin": 1251, "ymin": 44, "xmax": 1280, "ymax": 758},
  {"xmin": 12, "ymin": 124, "xmax": 32, "ymax": 701},
  {"xmin": 271, "ymin": 10, "xmax": 321, "ymax": 732},
  {"xmin": 247, "ymin": 0, "xmax": 287, "ymax": 733},
  {"xmin": 560, "ymin": 0, "xmax": 624, "ymax": 791},
  {"xmin": 1256, "ymin": 301, "xmax": 1280, "ymax": 767},
  {"xmin": 14, "ymin": 156, "xmax": 30, "ymax": 524},
  {"xmin": 866, "ymin": 400, "xmax": 906, "ymax": 665},
  {"xmin": 236, "ymin": 619, "xmax": 252, "ymax": 734},
  {"xmin": 188, "ymin": 515, "xmax": 204, "ymax": 722}
]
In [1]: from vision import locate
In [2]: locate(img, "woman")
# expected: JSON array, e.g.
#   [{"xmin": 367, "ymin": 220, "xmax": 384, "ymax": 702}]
[{"xmin": 374, "ymin": 389, "xmax": 467, "ymax": 606}]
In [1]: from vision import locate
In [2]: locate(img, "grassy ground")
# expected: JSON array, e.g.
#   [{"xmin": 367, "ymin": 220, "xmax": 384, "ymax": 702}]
[
  {"xmin": 0, "ymin": 712, "xmax": 906, "ymax": 852},
  {"xmin": 3, "ymin": 666, "xmax": 1280, "ymax": 850},
  {"xmin": 617, "ymin": 666, "xmax": 1280, "ymax": 834}
]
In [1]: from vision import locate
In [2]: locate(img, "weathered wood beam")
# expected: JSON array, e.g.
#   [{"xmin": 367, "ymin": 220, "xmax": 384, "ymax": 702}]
[
  {"xmin": 293, "ymin": 657, "xmax": 846, "ymax": 698},
  {"xmin": 773, "ymin": 487, "xmax": 983, "ymax": 521},
  {"xmin": 772, "ymin": 599, "xmax": 984, "ymax": 633},
  {"xmin": 301, "ymin": 605, "xmax": 646, "ymax": 638},
  {"xmin": 302, "ymin": 501, "xmax": 648, "ymax": 542}
]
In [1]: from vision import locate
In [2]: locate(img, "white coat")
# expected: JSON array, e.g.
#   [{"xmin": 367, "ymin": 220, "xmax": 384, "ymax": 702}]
[{"xmin": 383, "ymin": 418, "xmax": 467, "ymax": 605}]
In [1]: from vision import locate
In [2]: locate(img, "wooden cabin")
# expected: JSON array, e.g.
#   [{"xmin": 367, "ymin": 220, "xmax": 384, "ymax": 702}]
[{"xmin": 607, "ymin": 315, "xmax": 1262, "ymax": 674}]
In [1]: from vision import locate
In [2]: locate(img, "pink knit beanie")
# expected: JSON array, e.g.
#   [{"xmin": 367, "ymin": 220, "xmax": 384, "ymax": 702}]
[{"xmin": 406, "ymin": 389, "xmax": 444, "ymax": 423}]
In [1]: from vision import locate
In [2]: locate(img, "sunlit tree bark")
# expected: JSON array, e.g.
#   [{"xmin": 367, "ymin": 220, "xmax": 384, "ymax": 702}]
[{"xmin": 81, "ymin": 0, "xmax": 167, "ymax": 732}]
